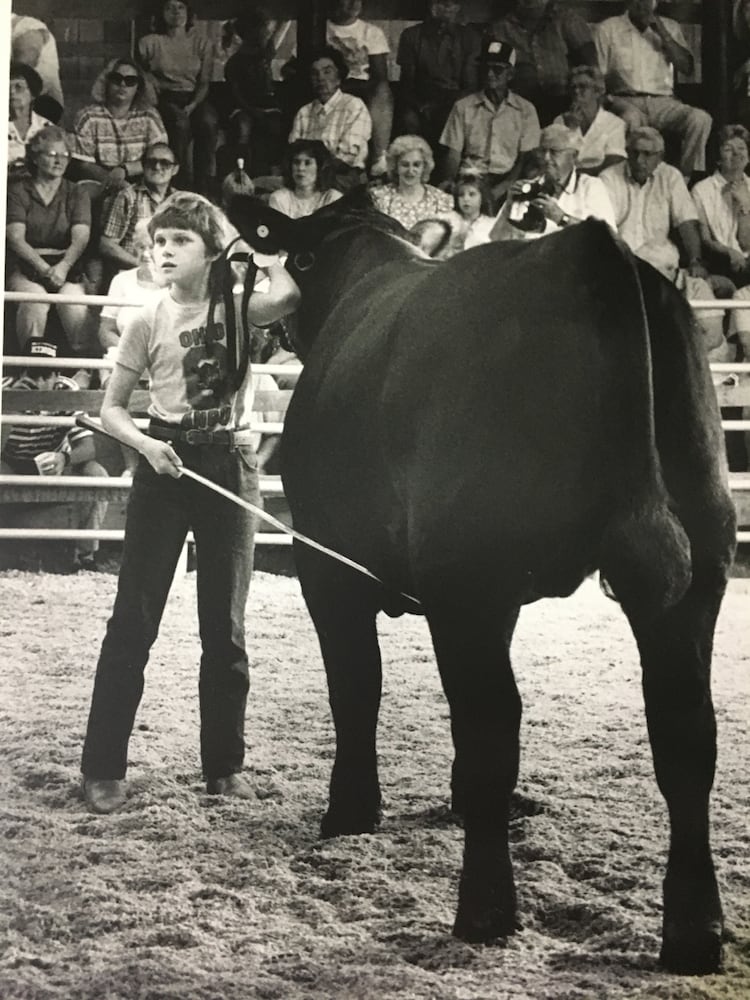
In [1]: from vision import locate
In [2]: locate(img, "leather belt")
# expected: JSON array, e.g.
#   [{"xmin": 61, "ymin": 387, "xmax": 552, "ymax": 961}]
[{"xmin": 148, "ymin": 423, "xmax": 255, "ymax": 448}]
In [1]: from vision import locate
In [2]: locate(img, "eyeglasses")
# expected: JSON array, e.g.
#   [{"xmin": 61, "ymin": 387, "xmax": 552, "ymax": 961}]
[
  {"xmin": 144, "ymin": 157, "xmax": 176, "ymax": 169},
  {"xmin": 108, "ymin": 73, "xmax": 139, "ymax": 88},
  {"xmin": 40, "ymin": 150, "xmax": 71, "ymax": 161}
]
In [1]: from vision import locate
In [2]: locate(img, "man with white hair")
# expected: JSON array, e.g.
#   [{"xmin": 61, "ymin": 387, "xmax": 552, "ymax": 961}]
[
  {"xmin": 595, "ymin": 0, "xmax": 711, "ymax": 180},
  {"xmin": 489, "ymin": 121, "xmax": 615, "ymax": 240},
  {"xmin": 600, "ymin": 126, "xmax": 727, "ymax": 358}
]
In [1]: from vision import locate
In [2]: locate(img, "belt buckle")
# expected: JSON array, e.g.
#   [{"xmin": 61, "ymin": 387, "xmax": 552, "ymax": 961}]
[{"xmin": 185, "ymin": 428, "xmax": 210, "ymax": 445}]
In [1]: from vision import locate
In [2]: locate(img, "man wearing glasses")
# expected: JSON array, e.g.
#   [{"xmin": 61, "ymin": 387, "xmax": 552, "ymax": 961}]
[
  {"xmin": 70, "ymin": 58, "xmax": 168, "ymax": 192},
  {"xmin": 99, "ymin": 143, "xmax": 179, "ymax": 273}
]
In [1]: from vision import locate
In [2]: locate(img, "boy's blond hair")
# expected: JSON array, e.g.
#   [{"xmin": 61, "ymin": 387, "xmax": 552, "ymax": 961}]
[{"xmin": 147, "ymin": 191, "xmax": 231, "ymax": 258}]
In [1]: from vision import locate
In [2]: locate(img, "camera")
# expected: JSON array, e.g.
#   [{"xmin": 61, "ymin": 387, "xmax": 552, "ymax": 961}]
[{"xmin": 508, "ymin": 175, "xmax": 556, "ymax": 233}]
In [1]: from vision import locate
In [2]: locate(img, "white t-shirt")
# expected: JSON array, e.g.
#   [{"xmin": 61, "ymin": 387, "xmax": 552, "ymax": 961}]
[
  {"xmin": 268, "ymin": 187, "xmax": 342, "ymax": 219},
  {"xmin": 117, "ymin": 290, "xmax": 256, "ymax": 428},
  {"xmin": 101, "ymin": 268, "xmax": 163, "ymax": 334},
  {"xmin": 326, "ymin": 19, "xmax": 389, "ymax": 81},
  {"xmin": 11, "ymin": 14, "xmax": 64, "ymax": 108}
]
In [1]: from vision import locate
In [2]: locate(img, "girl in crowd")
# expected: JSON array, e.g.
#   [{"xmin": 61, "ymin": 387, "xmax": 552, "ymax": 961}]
[
  {"xmin": 269, "ymin": 139, "xmax": 343, "ymax": 219},
  {"xmin": 370, "ymin": 134, "xmax": 452, "ymax": 229},
  {"xmin": 138, "ymin": 0, "xmax": 218, "ymax": 193},
  {"xmin": 451, "ymin": 171, "xmax": 495, "ymax": 251},
  {"xmin": 7, "ymin": 62, "xmax": 53, "ymax": 179},
  {"xmin": 6, "ymin": 126, "xmax": 95, "ymax": 356}
]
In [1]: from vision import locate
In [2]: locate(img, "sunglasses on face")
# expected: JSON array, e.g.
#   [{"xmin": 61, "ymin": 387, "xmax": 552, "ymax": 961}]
[
  {"xmin": 108, "ymin": 72, "xmax": 139, "ymax": 87},
  {"xmin": 144, "ymin": 157, "xmax": 176, "ymax": 169}
]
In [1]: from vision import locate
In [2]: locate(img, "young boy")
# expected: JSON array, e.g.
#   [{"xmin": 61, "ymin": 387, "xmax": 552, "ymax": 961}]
[{"xmin": 81, "ymin": 191, "xmax": 300, "ymax": 814}]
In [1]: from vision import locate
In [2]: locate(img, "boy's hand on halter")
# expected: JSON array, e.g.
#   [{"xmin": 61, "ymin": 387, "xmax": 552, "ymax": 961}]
[{"xmin": 140, "ymin": 437, "xmax": 183, "ymax": 478}]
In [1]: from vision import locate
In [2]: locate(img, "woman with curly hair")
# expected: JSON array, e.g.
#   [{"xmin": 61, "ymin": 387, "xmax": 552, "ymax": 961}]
[
  {"xmin": 370, "ymin": 133, "xmax": 452, "ymax": 229},
  {"xmin": 269, "ymin": 139, "xmax": 343, "ymax": 219},
  {"xmin": 70, "ymin": 57, "xmax": 167, "ymax": 193},
  {"xmin": 137, "ymin": 0, "xmax": 218, "ymax": 192}
]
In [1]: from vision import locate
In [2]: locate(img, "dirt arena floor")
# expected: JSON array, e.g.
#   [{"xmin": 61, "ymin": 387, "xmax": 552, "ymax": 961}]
[{"xmin": 1, "ymin": 568, "xmax": 748, "ymax": 1000}]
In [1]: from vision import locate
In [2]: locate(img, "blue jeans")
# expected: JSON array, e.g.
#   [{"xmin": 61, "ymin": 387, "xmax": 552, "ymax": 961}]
[{"xmin": 81, "ymin": 440, "xmax": 259, "ymax": 781}]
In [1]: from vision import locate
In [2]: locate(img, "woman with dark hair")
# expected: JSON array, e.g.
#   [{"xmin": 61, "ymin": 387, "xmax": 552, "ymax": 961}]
[
  {"xmin": 6, "ymin": 126, "xmax": 95, "ymax": 353},
  {"xmin": 8, "ymin": 62, "xmax": 53, "ymax": 177},
  {"xmin": 268, "ymin": 139, "xmax": 343, "ymax": 218},
  {"xmin": 137, "ymin": 0, "xmax": 219, "ymax": 193},
  {"xmin": 71, "ymin": 57, "xmax": 167, "ymax": 192}
]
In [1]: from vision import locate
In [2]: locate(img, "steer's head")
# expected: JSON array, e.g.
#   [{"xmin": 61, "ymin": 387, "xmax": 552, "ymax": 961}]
[{"xmin": 227, "ymin": 190, "xmax": 413, "ymax": 359}]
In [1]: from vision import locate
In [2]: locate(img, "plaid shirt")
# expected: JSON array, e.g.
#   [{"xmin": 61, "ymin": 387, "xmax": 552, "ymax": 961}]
[
  {"xmin": 487, "ymin": 4, "xmax": 595, "ymax": 99},
  {"xmin": 289, "ymin": 88, "xmax": 372, "ymax": 169},
  {"xmin": 101, "ymin": 182, "xmax": 171, "ymax": 257},
  {"xmin": 72, "ymin": 103, "xmax": 168, "ymax": 171}
]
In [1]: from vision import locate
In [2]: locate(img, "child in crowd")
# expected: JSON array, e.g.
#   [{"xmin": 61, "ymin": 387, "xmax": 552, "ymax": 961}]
[
  {"xmin": 0, "ymin": 339, "xmax": 109, "ymax": 572},
  {"xmin": 81, "ymin": 191, "xmax": 300, "ymax": 815},
  {"xmin": 452, "ymin": 171, "xmax": 496, "ymax": 251}
]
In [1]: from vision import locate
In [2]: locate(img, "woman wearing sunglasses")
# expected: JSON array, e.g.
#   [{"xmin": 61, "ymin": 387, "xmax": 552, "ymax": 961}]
[{"xmin": 70, "ymin": 58, "xmax": 167, "ymax": 193}]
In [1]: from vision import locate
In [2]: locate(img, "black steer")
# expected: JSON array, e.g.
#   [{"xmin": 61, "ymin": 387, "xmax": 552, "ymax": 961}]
[{"xmin": 229, "ymin": 193, "xmax": 736, "ymax": 974}]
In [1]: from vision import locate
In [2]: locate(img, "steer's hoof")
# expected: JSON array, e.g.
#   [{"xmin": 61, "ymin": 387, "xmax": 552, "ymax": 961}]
[
  {"xmin": 321, "ymin": 805, "xmax": 380, "ymax": 838},
  {"xmin": 660, "ymin": 921, "xmax": 723, "ymax": 976},
  {"xmin": 453, "ymin": 905, "xmax": 518, "ymax": 944}
]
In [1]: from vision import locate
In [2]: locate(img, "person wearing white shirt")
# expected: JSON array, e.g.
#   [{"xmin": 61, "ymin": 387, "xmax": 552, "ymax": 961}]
[
  {"xmin": 594, "ymin": 0, "xmax": 711, "ymax": 179},
  {"xmin": 489, "ymin": 122, "xmax": 616, "ymax": 242},
  {"xmin": 553, "ymin": 65, "xmax": 625, "ymax": 175}
]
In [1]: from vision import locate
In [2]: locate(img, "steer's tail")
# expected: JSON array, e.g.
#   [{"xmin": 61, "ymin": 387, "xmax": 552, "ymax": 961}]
[{"xmin": 593, "ymin": 227, "xmax": 692, "ymax": 622}]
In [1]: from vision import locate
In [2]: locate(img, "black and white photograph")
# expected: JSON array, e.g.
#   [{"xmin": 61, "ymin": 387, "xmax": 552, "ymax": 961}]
[{"xmin": 1, "ymin": 2, "xmax": 749, "ymax": 998}]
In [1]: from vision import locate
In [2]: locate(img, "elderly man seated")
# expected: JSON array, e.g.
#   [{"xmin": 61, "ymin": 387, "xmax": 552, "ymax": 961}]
[
  {"xmin": 595, "ymin": 0, "xmax": 712, "ymax": 181},
  {"xmin": 600, "ymin": 126, "xmax": 727, "ymax": 359},
  {"xmin": 489, "ymin": 121, "xmax": 615, "ymax": 241},
  {"xmin": 439, "ymin": 40, "xmax": 540, "ymax": 208}
]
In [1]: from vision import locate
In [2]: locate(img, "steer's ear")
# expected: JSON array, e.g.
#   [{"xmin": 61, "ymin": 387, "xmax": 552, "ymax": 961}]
[{"xmin": 227, "ymin": 195, "xmax": 298, "ymax": 256}]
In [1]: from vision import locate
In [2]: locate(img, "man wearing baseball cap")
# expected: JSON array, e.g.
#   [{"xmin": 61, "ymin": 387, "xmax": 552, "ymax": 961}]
[
  {"xmin": 490, "ymin": 121, "xmax": 616, "ymax": 239},
  {"xmin": 439, "ymin": 39, "xmax": 540, "ymax": 208}
]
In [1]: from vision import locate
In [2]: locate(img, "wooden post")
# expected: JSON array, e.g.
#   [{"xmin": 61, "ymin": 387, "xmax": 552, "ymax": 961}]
[
  {"xmin": 297, "ymin": 0, "xmax": 328, "ymax": 65},
  {"xmin": 702, "ymin": 0, "xmax": 732, "ymax": 128}
]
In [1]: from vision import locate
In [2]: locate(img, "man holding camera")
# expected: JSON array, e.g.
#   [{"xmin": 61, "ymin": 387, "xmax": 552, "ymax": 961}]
[{"xmin": 489, "ymin": 121, "xmax": 615, "ymax": 240}]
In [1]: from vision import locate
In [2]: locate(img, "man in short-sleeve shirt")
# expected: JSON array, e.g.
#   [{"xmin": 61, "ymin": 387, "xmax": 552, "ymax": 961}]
[
  {"xmin": 440, "ymin": 41, "xmax": 540, "ymax": 207},
  {"xmin": 595, "ymin": 0, "xmax": 711, "ymax": 178}
]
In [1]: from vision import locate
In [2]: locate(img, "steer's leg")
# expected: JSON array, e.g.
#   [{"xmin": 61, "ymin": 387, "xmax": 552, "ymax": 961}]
[
  {"xmin": 424, "ymin": 590, "xmax": 522, "ymax": 943},
  {"xmin": 295, "ymin": 542, "xmax": 383, "ymax": 836},
  {"xmin": 625, "ymin": 558, "xmax": 729, "ymax": 975}
]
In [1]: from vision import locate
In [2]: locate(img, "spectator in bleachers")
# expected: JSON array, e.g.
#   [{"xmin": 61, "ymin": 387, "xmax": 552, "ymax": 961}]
[
  {"xmin": 691, "ymin": 124, "xmax": 750, "ymax": 289},
  {"xmin": 137, "ymin": 0, "xmax": 219, "ymax": 194},
  {"xmin": 409, "ymin": 217, "xmax": 455, "ymax": 258},
  {"xmin": 99, "ymin": 142, "xmax": 179, "ymax": 273},
  {"xmin": 269, "ymin": 139, "xmax": 343, "ymax": 218},
  {"xmin": 288, "ymin": 46, "xmax": 372, "ymax": 193},
  {"xmin": 221, "ymin": 7, "xmax": 284, "ymax": 180},
  {"xmin": 11, "ymin": 12, "xmax": 64, "ymax": 123},
  {"xmin": 70, "ymin": 59, "xmax": 168, "ymax": 193},
  {"xmin": 600, "ymin": 126, "xmax": 727, "ymax": 359},
  {"xmin": 450, "ymin": 169, "xmax": 496, "ymax": 250},
  {"xmin": 490, "ymin": 121, "xmax": 615, "ymax": 240},
  {"xmin": 553, "ymin": 65, "xmax": 626, "ymax": 175},
  {"xmin": 595, "ymin": 0, "xmax": 711, "ymax": 181},
  {"xmin": 0, "ymin": 339, "xmax": 109, "ymax": 572},
  {"xmin": 732, "ymin": 0, "xmax": 750, "ymax": 127},
  {"xmin": 396, "ymin": 1, "xmax": 481, "ymax": 152},
  {"xmin": 439, "ymin": 41, "xmax": 540, "ymax": 208},
  {"xmin": 484, "ymin": 0, "xmax": 597, "ymax": 125},
  {"xmin": 371, "ymin": 134, "xmax": 453, "ymax": 229},
  {"xmin": 326, "ymin": 0, "xmax": 393, "ymax": 177},
  {"xmin": 8, "ymin": 62, "xmax": 53, "ymax": 180},
  {"xmin": 6, "ymin": 126, "xmax": 96, "ymax": 356}
]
